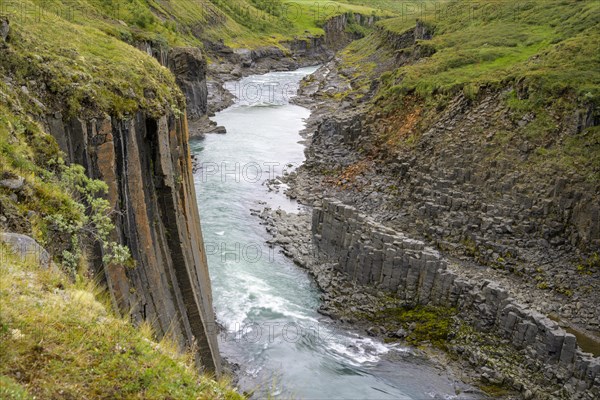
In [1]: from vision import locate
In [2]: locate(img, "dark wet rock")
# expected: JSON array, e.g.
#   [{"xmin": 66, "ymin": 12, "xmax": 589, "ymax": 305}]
[
  {"xmin": 168, "ymin": 47, "xmax": 208, "ymax": 119},
  {"xmin": 44, "ymin": 112, "xmax": 222, "ymax": 375},
  {"xmin": 209, "ymin": 125, "xmax": 227, "ymax": 134}
]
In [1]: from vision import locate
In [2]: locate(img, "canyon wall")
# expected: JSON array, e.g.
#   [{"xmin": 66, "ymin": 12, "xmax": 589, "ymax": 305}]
[
  {"xmin": 323, "ymin": 13, "xmax": 378, "ymax": 51},
  {"xmin": 40, "ymin": 45, "xmax": 221, "ymax": 374},
  {"xmin": 299, "ymin": 79, "xmax": 600, "ymax": 332},
  {"xmin": 313, "ymin": 198, "xmax": 599, "ymax": 397},
  {"xmin": 136, "ymin": 44, "xmax": 209, "ymax": 120},
  {"xmin": 168, "ymin": 47, "xmax": 209, "ymax": 119},
  {"xmin": 45, "ymin": 111, "xmax": 221, "ymax": 374}
]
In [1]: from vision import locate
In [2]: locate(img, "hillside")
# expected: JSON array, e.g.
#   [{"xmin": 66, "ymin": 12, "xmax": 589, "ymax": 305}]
[
  {"xmin": 0, "ymin": 0, "xmax": 387, "ymax": 48},
  {"xmin": 0, "ymin": 242, "xmax": 242, "ymax": 399}
]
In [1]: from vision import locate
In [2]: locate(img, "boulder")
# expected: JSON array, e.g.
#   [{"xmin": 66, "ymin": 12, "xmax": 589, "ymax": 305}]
[
  {"xmin": 1, "ymin": 18, "xmax": 8, "ymax": 42},
  {"xmin": 0, "ymin": 232, "xmax": 57, "ymax": 270},
  {"xmin": 393, "ymin": 328, "xmax": 408, "ymax": 338},
  {"xmin": 0, "ymin": 176, "xmax": 24, "ymax": 190}
]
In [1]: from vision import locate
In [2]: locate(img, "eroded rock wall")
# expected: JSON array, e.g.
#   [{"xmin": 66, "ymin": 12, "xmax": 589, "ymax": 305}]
[
  {"xmin": 168, "ymin": 47, "xmax": 209, "ymax": 119},
  {"xmin": 313, "ymin": 198, "xmax": 599, "ymax": 396},
  {"xmin": 45, "ymin": 112, "xmax": 221, "ymax": 374},
  {"xmin": 323, "ymin": 13, "xmax": 378, "ymax": 51},
  {"xmin": 296, "ymin": 82, "xmax": 600, "ymax": 331}
]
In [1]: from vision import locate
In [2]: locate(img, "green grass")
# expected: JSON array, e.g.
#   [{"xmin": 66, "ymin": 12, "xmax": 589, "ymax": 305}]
[
  {"xmin": 284, "ymin": 0, "xmax": 389, "ymax": 33},
  {"xmin": 2, "ymin": 4, "xmax": 185, "ymax": 117},
  {"xmin": 0, "ymin": 0, "xmax": 390, "ymax": 121},
  {"xmin": 331, "ymin": 0, "xmax": 599, "ymax": 181},
  {"xmin": 342, "ymin": 0, "xmax": 599, "ymax": 103},
  {"xmin": 1, "ymin": 0, "xmax": 388, "ymax": 49},
  {"xmin": 0, "ymin": 244, "xmax": 243, "ymax": 399},
  {"xmin": 0, "ymin": 81, "xmax": 85, "ymax": 249}
]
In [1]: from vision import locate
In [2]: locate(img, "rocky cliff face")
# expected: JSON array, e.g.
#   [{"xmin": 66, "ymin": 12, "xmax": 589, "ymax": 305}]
[
  {"xmin": 290, "ymin": 49, "xmax": 600, "ymax": 336},
  {"xmin": 37, "ymin": 40, "xmax": 221, "ymax": 375},
  {"xmin": 44, "ymin": 111, "xmax": 221, "ymax": 374},
  {"xmin": 312, "ymin": 198, "xmax": 599, "ymax": 397},
  {"xmin": 136, "ymin": 43, "xmax": 209, "ymax": 121},
  {"xmin": 168, "ymin": 47, "xmax": 209, "ymax": 119},
  {"xmin": 323, "ymin": 13, "xmax": 377, "ymax": 51},
  {"xmin": 2, "ymin": 13, "xmax": 222, "ymax": 374}
]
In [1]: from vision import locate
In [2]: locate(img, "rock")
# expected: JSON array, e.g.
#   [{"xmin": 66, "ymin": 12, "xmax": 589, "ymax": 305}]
[
  {"xmin": 45, "ymin": 112, "xmax": 222, "ymax": 373},
  {"xmin": 167, "ymin": 47, "xmax": 208, "ymax": 119},
  {"xmin": 0, "ymin": 232, "xmax": 57, "ymax": 270},
  {"xmin": 209, "ymin": 125, "xmax": 227, "ymax": 134},
  {"xmin": 0, "ymin": 176, "xmax": 24, "ymax": 190},
  {"xmin": 393, "ymin": 328, "xmax": 408, "ymax": 338},
  {"xmin": 1, "ymin": 18, "xmax": 8, "ymax": 42},
  {"xmin": 366, "ymin": 326, "xmax": 380, "ymax": 336}
]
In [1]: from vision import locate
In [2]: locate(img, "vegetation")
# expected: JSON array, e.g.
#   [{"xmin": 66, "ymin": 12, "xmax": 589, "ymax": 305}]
[
  {"xmin": 0, "ymin": 1, "xmax": 405, "ymax": 398},
  {"xmin": 0, "ymin": 245, "xmax": 242, "ymax": 399},
  {"xmin": 333, "ymin": 0, "xmax": 600, "ymax": 180},
  {"xmin": 0, "ymin": 79, "xmax": 129, "ymax": 274},
  {"xmin": 0, "ymin": 0, "xmax": 389, "ymax": 50},
  {"xmin": 344, "ymin": 0, "xmax": 600, "ymax": 104},
  {"xmin": 1, "ymin": 0, "xmax": 597, "ymax": 396}
]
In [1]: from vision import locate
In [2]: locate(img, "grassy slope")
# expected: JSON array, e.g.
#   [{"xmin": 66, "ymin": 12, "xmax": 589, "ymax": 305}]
[
  {"xmin": 336, "ymin": 0, "xmax": 600, "ymax": 181},
  {"xmin": 0, "ymin": 245, "xmax": 243, "ymax": 399},
  {"xmin": 3, "ymin": 0, "xmax": 387, "ymax": 49},
  {"xmin": 0, "ymin": 7, "xmax": 243, "ymax": 394},
  {"xmin": 343, "ymin": 0, "xmax": 599, "ymax": 100}
]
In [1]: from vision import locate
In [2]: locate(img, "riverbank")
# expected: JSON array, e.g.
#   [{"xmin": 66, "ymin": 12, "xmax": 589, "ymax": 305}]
[{"xmin": 196, "ymin": 4, "xmax": 600, "ymax": 397}]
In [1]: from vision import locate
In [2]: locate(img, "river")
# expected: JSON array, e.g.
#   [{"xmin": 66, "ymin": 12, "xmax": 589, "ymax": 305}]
[{"xmin": 191, "ymin": 66, "xmax": 473, "ymax": 399}]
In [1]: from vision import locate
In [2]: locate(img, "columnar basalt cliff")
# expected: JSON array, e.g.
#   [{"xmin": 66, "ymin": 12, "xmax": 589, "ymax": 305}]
[
  {"xmin": 44, "ymin": 111, "xmax": 221, "ymax": 374},
  {"xmin": 289, "ymin": 23, "xmax": 600, "ymax": 335},
  {"xmin": 0, "ymin": 4, "xmax": 222, "ymax": 374},
  {"xmin": 313, "ymin": 198, "xmax": 599, "ymax": 397},
  {"xmin": 33, "ymin": 43, "xmax": 222, "ymax": 372}
]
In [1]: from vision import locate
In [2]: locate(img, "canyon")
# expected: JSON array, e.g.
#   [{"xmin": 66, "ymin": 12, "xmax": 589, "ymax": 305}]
[{"xmin": 1, "ymin": 1, "xmax": 599, "ymax": 399}]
